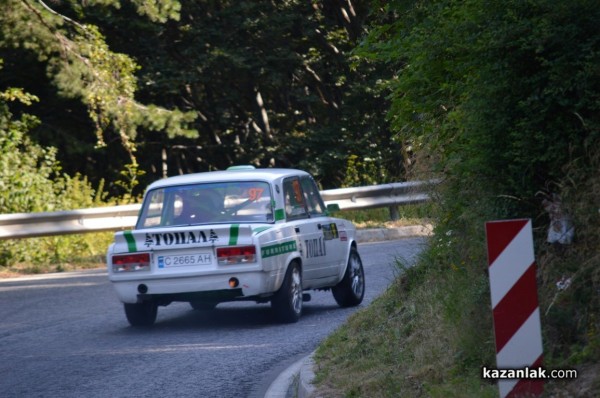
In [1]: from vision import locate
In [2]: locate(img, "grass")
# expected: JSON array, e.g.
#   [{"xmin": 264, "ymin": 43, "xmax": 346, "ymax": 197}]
[
  {"xmin": 313, "ymin": 257, "xmax": 600, "ymax": 397},
  {"xmin": 334, "ymin": 204, "xmax": 434, "ymax": 229},
  {"xmin": 313, "ymin": 248, "xmax": 498, "ymax": 398},
  {"xmin": 312, "ymin": 190, "xmax": 600, "ymax": 397},
  {"xmin": 0, "ymin": 231, "xmax": 114, "ymax": 278}
]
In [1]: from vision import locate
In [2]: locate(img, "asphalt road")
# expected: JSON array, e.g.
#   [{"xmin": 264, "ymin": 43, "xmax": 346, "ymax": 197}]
[{"xmin": 0, "ymin": 238, "xmax": 426, "ymax": 398}]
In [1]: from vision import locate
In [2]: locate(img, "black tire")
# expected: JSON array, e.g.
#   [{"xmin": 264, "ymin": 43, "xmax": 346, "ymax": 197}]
[
  {"xmin": 124, "ymin": 301, "xmax": 157, "ymax": 327},
  {"xmin": 190, "ymin": 301, "xmax": 217, "ymax": 311},
  {"xmin": 271, "ymin": 262, "xmax": 303, "ymax": 323},
  {"xmin": 332, "ymin": 248, "xmax": 365, "ymax": 307}
]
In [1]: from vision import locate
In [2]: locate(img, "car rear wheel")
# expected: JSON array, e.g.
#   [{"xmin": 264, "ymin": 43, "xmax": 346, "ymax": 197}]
[
  {"xmin": 124, "ymin": 301, "xmax": 158, "ymax": 327},
  {"xmin": 332, "ymin": 248, "xmax": 365, "ymax": 307},
  {"xmin": 271, "ymin": 262, "xmax": 303, "ymax": 323}
]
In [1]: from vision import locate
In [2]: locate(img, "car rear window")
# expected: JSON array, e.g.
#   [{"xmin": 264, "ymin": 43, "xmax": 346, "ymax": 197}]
[{"xmin": 137, "ymin": 181, "xmax": 274, "ymax": 228}]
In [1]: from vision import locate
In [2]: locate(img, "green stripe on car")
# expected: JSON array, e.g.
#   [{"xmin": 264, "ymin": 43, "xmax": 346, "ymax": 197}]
[
  {"xmin": 124, "ymin": 230, "xmax": 137, "ymax": 252},
  {"xmin": 274, "ymin": 209, "xmax": 285, "ymax": 221},
  {"xmin": 252, "ymin": 226, "xmax": 272, "ymax": 235},
  {"xmin": 261, "ymin": 241, "xmax": 297, "ymax": 258},
  {"xmin": 229, "ymin": 224, "xmax": 240, "ymax": 245}
]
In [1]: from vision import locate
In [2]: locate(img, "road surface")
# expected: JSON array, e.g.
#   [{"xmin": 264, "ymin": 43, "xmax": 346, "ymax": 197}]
[{"xmin": 0, "ymin": 238, "xmax": 426, "ymax": 398}]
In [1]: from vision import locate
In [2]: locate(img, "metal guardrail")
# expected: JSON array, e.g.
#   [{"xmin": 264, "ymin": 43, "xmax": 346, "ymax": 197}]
[
  {"xmin": 321, "ymin": 180, "xmax": 435, "ymax": 211},
  {"xmin": 0, "ymin": 204, "xmax": 141, "ymax": 240},
  {"xmin": 0, "ymin": 180, "xmax": 437, "ymax": 240}
]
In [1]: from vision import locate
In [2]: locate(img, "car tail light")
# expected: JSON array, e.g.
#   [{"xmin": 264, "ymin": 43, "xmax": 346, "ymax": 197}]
[
  {"xmin": 217, "ymin": 246, "xmax": 256, "ymax": 265},
  {"xmin": 112, "ymin": 253, "xmax": 151, "ymax": 272}
]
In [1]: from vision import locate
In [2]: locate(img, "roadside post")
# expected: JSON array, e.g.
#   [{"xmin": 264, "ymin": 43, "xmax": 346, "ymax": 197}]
[{"xmin": 485, "ymin": 219, "xmax": 544, "ymax": 397}]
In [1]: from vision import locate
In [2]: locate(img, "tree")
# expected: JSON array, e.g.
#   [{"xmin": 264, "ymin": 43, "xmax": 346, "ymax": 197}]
[
  {"xmin": 97, "ymin": 0, "xmax": 404, "ymax": 186},
  {"xmin": 0, "ymin": 0, "xmax": 197, "ymax": 193},
  {"xmin": 0, "ymin": 60, "xmax": 54, "ymax": 213},
  {"xmin": 359, "ymin": 0, "xmax": 600, "ymax": 380},
  {"xmin": 1, "ymin": 1, "xmax": 405, "ymax": 191}
]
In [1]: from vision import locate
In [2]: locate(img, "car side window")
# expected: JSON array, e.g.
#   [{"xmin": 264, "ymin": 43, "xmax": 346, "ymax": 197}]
[
  {"xmin": 283, "ymin": 177, "xmax": 308, "ymax": 220},
  {"xmin": 138, "ymin": 189, "xmax": 165, "ymax": 228},
  {"xmin": 300, "ymin": 176, "xmax": 325, "ymax": 216}
]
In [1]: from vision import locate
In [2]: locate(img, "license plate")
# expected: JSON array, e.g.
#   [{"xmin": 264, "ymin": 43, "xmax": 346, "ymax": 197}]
[{"xmin": 157, "ymin": 253, "xmax": 212, "ymax": 268}]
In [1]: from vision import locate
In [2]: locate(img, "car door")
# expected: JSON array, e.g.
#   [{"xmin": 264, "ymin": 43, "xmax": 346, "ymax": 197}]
[
  {"xmin": 299, "ymin": 176, "xmax": 346, "ymax": 279},
  {"xmin": 282, "ymin": 177, "xmax": 327, "ymax": 285}
]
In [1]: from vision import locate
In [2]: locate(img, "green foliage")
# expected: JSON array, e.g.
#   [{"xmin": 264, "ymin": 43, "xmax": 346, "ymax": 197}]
[
  {"xmin": 315, "ymin": 0, "xmax": 600, "ymax": 395},
  {"xmin": 539, "ymin": 139, "xmax": 600, "ymax": 366},
  {"xmin": 128, "ymin": 0, "xmax": 182, "ymax": 22},
  {"xmin": 0, "ymin": 77, "xmax": 111, "ymax": 268},
  {"xmin": 114, "ymin": 162, "xmax": 146, "ymax": 203},
  {"xmin": 0, "ymin": 78, "xmax": 55, "ymax": 213},
  {"xmin": 382, "ymin": 0, "xmax": 600, "ymax": 375},
  {"xmin": 0, "ymin": 165, "xmax": 116, "ymax": 270},
  {"xmin": 0, "ymin": 0, "xmax": 197, "ymax": 175},
  {"xmin": 360, "ymin": 0, "xmax": 599, "ymax": 199},
  {"xmin": 342, "ymin": 154, "xmax": 386, "ymax": 187},
  {"xmin": 1, "ymin": 0, "xmax": 405, "ymax": 191},
  {"xmin": 336, "ymin": 204, "xmax": 432, "ymax": 228},
  {"xmin": 336, "ymin": 207, "xmax": 391, "ymax": 225}
]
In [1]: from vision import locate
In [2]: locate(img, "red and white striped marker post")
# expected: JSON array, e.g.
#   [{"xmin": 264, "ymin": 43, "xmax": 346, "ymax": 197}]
[{"xmin": 485, "ymin": 219, "xmax": 544, "ymax": 398}]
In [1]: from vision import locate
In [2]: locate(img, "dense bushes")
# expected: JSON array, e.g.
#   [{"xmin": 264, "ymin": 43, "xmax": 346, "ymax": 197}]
[
  {"xmin": 0, "ymin": 80, "xmax": 111, "ymax": 270},
  {"xmin": 387, "ymin": 0, "xmax": 600, "ymax": 387},
  {"xmin": 316, "ymin": 0, "xmax": 600, "ymax": 395}
]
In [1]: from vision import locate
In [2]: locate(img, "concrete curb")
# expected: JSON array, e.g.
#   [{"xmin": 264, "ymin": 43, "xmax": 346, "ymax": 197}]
[
  {"xmin": 265, "ymin": 225, "xmax": 432, "ymax": 397},
  {"xmin": 297, "ymin": 353, "xmax": 316, "ymax": 398},
  {"xmin": 263, "ymin": 356, "xmax": 306, "ymax": 398},
  {"xmin": 262, "ymin": 352, "xmax": 318, "ymax": 398}
]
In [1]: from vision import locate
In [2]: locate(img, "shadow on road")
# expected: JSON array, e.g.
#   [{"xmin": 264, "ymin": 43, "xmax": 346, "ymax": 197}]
[{"xmin": 113, "ymin": 301, "xmax": 346, "ymax": 333}]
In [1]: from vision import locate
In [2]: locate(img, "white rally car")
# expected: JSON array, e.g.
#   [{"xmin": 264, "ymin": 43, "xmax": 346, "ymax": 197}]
[{"xmin": 107, "ymin": 166, "xmax": 365, "ymax": 326}]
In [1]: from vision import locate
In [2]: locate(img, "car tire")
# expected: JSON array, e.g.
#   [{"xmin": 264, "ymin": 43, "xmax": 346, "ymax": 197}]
[
  {"xmin": 190, "ymin": 301, "xmax": 217, "ymax": 311},
  {"xmin": 332, "ymin": 248, "xmax": 365, "ymax": 307},
  {"xmin": 124, "ymin": 301, "xmax": 158, "ymax": 327},
  {"xmin": 271, "ymin": 262, "xmax": 303, "ymax": 323}
]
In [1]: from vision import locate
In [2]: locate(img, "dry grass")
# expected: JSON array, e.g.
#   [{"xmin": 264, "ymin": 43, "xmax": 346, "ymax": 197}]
[
  {"xmin": 0, "ymin": 231, "xmax": 113, "ymax": 278},
  {"xmin": 353, "ymin": 218, "xmax": 429, "ymax": 230},
  {"xmin": 313, "ymin": 262, "xmax": 497, "ymax": 397},
  {"xmin": 0, "ymin": 261, "xmax": 105, "ymax": 279}
]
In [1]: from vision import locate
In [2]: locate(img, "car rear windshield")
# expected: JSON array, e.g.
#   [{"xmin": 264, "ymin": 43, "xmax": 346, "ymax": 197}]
[{"xmin": 137, "ymin": 181, "xmax": 274, "ymax": 228}]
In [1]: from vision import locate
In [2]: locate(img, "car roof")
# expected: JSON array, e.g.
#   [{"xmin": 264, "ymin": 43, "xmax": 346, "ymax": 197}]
[{"xmin": 145, "ymin": 168, "xmax": 311, "ymax": 191}]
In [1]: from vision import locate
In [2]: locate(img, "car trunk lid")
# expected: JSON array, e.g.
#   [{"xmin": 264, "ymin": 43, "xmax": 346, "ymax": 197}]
[{"xmin": 112, "ymin": 224, "xmax": 257, "ymax": 254}]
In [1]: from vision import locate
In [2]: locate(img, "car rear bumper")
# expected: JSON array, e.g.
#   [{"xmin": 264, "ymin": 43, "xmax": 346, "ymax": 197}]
[{"xmin": 111, "ymin": 270, "xmax": 284, "ymax": 304}]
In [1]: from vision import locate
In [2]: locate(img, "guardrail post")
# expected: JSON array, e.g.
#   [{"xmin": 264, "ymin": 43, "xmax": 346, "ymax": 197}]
[{"xmin": 389, "ymin": 206, "xmax": 399, "ymax": 221}]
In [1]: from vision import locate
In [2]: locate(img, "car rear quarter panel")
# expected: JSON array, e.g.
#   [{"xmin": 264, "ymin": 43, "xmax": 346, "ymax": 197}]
[{"xmin": 330, "ymin": 217, "xmax": 358, "ymax": 282}]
